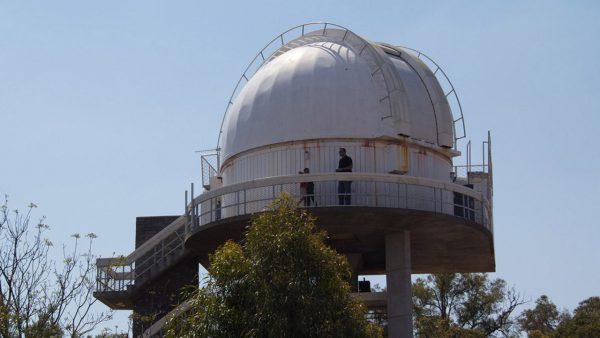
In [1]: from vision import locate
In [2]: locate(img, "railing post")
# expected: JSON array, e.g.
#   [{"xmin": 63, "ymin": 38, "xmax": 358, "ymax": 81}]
[
  {"xmin": 190, "ymin": 183, "xmax": 195, "ymax": 230},
  {"xmin": 185, "ymin": 190, "xmax": 189, "ymax": 233}
]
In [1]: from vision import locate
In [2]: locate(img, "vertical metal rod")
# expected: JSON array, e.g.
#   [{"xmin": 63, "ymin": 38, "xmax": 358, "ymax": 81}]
[
  {"xmin": 190, "ymin": 183, "xmax": 195, "ymax": 230},
  {"xmin": 468, "ymin": 141, "xmax": 472, "ymax": 172},
  {"xmin": 322, "ymin": 23, "xmax": 328, "ymax": 35},
  {"xmin": 185, "ymin": 190, "xmax": 190, "ymax": 233},
  {"xmin": 185, "ymin": 190, "xmax": 188, "ymax": 215},
  {"xmin": 467, "ymin": 141, "xmax": 472, "ymax": 184},
  {"xmin": 482, "ymin": 141, "xmax": 486, "ymax": 170}
]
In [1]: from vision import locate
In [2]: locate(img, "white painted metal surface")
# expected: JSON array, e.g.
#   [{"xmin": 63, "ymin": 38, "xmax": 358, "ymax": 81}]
[
  {"xmin": 221, "ymin": 140, "xmax": 454, "ymax": 186},
  {"xmin": 220, "ymin": 27, "xmax": 455, "ymax": 164}
]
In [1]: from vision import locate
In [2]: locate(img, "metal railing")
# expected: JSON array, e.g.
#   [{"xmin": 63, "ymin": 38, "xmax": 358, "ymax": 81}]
[
  {"xmin": 95, "ymin": 216, "xmax": 188, "ymax": 293},
  {"xmin": 396, "ymin": 45, "xmax": 467, "ymax": 148},
  {"xmin": 190, "ymin": 173, "xmax": 490, "ymax": 234},
  {"xmin": 200, "ymin": 153, "xmax": 219, "ymax": 190},
  {"xmin": 96, "ymin": 172, "xmax": 491, "ymax": 294}
]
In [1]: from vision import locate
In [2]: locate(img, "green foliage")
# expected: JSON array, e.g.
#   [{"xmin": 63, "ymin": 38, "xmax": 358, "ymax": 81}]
[
  {"xmin": 166, "ymin": 193, "xmax": 381, "ymax": 338},
  {"xmin": 554, "ymin": 296, "xmax": 600, "ymax": 338},
  {"xmin": 23, "ymin": 309, "xmax": 63, "ymax": 338},
  {"xmin": 91, "ymin": 328, "xmax": 129, "ymax": 338},
  {"xmin": 526, "ymin": 330, "xmax": 550, "ymax": 338},
  {"xmin": 518, "ymin": 295, "xmax": 562, "ymax": 336},
  {"xmin": 412, "ymin": 273, "xmax": 524, "ymax": 337}
]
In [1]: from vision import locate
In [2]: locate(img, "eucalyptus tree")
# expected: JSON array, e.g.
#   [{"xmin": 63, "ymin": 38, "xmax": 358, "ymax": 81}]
[
  {"xmin": 166, "ymin": 194, "xmax": 381, "ymax": 338},
  {"xmin": 412, "ymin": 273, "xmax": 525, "ymax": 337}
]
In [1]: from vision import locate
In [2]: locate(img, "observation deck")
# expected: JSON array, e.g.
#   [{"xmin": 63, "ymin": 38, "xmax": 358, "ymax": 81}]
[
  {"xmin": 188, "ymin": 172, "xmax": 493, "ymax": 272},
  {"xmin": 94, "ymin": 170, "xmax": 494, "ymax": 309}
]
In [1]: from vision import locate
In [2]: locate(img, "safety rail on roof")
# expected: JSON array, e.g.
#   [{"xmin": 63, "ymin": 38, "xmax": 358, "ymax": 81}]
[
  {"xmin": 395, "ymin": 45, "xmax": 467, "ymax": 150},
  {"xmin": 96, "ymin": 169, "xmax": 492, "ymax": 294},
  {"xmin": 216, "ymin": 22, "xmax": 409, "ymax": 160},
  {"xmin": 214, "ymin": 22, "xmax": 469, "ymax": 162},
  {"xmin": 452, "ymin": 132, "xmax": 493, "ymax": 205},
  {"xmin": 200, "ymin": 153, "xmax": 219, "ymax": 190}
]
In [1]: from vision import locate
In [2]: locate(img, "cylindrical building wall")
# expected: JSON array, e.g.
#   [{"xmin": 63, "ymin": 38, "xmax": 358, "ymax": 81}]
[{"xmin": 221, "ymin": 140, "xmax": 453, "ymax": 184}]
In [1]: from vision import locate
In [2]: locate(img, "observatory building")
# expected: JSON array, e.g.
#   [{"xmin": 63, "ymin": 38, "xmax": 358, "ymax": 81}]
[{"xmin": 94, "ymin": 23, "xmax": 494, "ymax": 337}]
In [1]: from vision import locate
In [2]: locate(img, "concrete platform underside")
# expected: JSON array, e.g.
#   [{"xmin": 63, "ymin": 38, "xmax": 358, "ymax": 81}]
[
  {"xmin": 93, "ymin": 290, "xmax": 135, "ymax": 310},
  {"xmin": 185, "ymin": 206, "xmax": 495, "ymax": 273}
]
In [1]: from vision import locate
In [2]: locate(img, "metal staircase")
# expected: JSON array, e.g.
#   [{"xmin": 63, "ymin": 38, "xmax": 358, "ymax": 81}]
[{"xmin": 94, "ymin": 216, "xmax": 189, "ymax": 309}]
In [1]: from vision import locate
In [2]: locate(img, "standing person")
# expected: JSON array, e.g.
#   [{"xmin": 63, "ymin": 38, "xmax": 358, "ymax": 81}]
[
  {"xmin": 336, "ymin": 148, "xmax": 353, "ymax": 205},
  {"xmin": 299, "ymin": 168, "xmax": 315, "ymax": 206}
]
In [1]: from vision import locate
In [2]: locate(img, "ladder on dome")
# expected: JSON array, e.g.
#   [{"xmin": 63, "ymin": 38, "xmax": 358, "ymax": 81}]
[{"xmin": 394, "ymin": 46, "xmax": 467, "ymax": 150}]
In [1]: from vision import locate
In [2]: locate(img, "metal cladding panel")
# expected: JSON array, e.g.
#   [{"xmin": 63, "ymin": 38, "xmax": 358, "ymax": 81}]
[
  {"xmin": 393, "ymin": 49, "xmax": 454, "ymax": 148},
  {"xmin": 221, "ymin": 28, "xmax": 458, "ymax": 165},
  {"xmin": 221, "ymin": 42, "xmax": 391, "ymax": 162},
  {"xmin": 221, "ymin": 141, "xmax": 452, "ymax": 186},
  {"xmin": 388, "ymin": 56, "xmax": 438, "ymax": 144}
]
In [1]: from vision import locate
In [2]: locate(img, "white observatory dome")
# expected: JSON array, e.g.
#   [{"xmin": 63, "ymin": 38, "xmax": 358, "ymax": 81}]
[{"xmin": 221, "ymin": 28, "xmax": 455, "ymax": 163}]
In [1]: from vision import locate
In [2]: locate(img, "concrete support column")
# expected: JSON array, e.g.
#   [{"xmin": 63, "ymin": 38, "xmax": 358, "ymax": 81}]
[
  {"xmin": 386, "ymin": 231, "xmax": 413, "ymax": 338},
  {"xmin": 345, "ymin": 253, "xmax": 362, "ymax": 292}
]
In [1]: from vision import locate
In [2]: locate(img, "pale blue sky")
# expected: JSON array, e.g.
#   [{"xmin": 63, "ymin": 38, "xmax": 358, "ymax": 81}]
[{"xmin": 1, "ymin": 0, "xmax": 599, "ymax": 334}]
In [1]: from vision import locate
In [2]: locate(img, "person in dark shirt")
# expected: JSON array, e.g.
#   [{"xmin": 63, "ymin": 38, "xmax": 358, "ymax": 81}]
[
  {"xmin": 299, "ymin": 167, "xmax": 314, "ymax": 206},
  {"xmin": 336, "ymin": 148, "xmax": 353, "ymax": 205}
]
